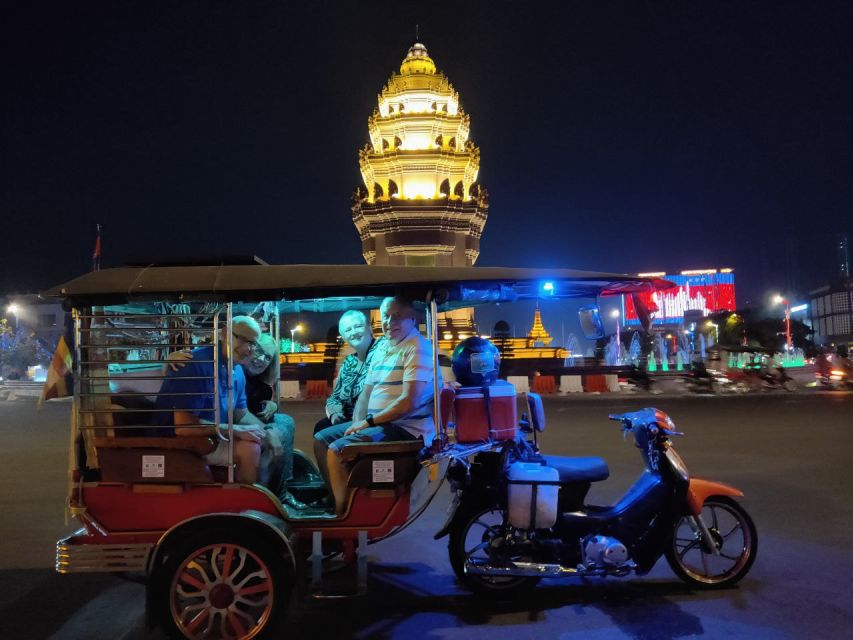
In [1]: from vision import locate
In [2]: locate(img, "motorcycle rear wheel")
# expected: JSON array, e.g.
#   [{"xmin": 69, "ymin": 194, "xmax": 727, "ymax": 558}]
[
  {"xmin": 448, "ymin": 505, "xmax": 539, "ymax": 597},
  {"xmin": 666, "ymin": 496, "xmax": 757, "ymax": 589}
]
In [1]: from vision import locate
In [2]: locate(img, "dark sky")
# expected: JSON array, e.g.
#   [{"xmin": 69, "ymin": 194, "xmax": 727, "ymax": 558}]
[{"xmin": 3, "ymin": 1, "xmax": 852, "ymax": 304}]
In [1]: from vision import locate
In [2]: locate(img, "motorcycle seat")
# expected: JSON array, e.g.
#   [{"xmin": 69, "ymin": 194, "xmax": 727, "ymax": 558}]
[{"xmin": 541, "ymin": 455, "xmax": 610, "ymax": 483}]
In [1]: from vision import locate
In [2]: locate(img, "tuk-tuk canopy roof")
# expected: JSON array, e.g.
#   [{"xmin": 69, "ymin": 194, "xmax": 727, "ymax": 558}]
[{"xmin": 43, "ymin": 264, "xmax": 673, "ymax": 310}]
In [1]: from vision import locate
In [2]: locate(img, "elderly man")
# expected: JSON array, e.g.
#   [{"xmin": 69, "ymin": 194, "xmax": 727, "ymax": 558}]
[
  {"xmin": 314, "ymin": 296, "xmax": 437, "ymax": 512},
  {"xmin": 314, "ymin": 309, "xmax": 385, "ymax": 434},
  {"xmin": 156, "ymin": 315, "xmax": 269, "ymax": 483}
]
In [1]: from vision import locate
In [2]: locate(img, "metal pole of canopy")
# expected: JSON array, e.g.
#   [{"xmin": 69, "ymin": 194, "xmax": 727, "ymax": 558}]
[
  {"xmin": 225, "ymin": 304, "xmax": 235, "ymax": 483},
  {"xmin": 426, "ymin": 295, "xmax": 441, "ymax": 448},
  {"xmin": 272, "ymin": 304, "xmax": 281, "ymax": 404}
]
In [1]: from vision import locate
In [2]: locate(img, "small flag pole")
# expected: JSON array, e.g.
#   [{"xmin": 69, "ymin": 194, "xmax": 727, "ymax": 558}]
[{"xmin": 92, "ymin": 223, "xmax": 101, "ymax": 272}]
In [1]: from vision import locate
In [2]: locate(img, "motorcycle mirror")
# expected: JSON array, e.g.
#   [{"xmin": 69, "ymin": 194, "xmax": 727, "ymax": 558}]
[{"xmin": 578, "ymin": 306, "xmax": 604, "ymax": 340}]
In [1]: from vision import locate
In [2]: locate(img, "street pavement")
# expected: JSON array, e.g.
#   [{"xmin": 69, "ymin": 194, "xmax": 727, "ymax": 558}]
[{"xmin": 1, "ymin": 391, "xmax": 852, "ymax": 639}]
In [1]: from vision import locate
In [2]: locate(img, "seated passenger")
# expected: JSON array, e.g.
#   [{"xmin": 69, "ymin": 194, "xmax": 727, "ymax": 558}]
[
  {"xmin": 314, "ymin": 296, "xmax": 438, "ymax": 512},
  {"xmin": 156, "ymin": 316, "xmax": 269, "ymax": 484},
  {"xmin": 314, "ymin": 309, "xmax": 385, "ymax": 434},
  {"xmin": 242, "ymin": 334, "xmax": 306, "ymax": 509}
]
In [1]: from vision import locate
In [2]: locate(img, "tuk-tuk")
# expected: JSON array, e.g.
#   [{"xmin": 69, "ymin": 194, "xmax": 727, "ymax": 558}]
[{"xmin": 45, "ymin": 264, "xmax": 681, "ymax": 638}]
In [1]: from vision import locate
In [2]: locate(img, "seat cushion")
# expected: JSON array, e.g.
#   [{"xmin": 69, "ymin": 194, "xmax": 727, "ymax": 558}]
[
  {"xmin": 338, "ymin": 440, "xmax": 423, "ymax": 463},
  {"xmin": 541, "ymin": 455, "xmax": 610, "ymax": 483}
]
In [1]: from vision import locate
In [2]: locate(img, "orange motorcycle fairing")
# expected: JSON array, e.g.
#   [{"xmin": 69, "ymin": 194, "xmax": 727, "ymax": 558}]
[{"xmin": 686, "ymin": 478, "xmax": 744, "ymax": 516}]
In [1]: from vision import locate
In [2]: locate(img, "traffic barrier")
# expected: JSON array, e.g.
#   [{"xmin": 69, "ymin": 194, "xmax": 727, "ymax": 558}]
[
  {"xmin": 559, "ymin": 375, "xmax": 584, "ymax": 393},
  {"xmin": 305, "ymin": 379, "xmax": 331, "ymax": 400},
  {"xmin": 531, "ymin": 375, "xmax": 557, "ymax": 394},
  {"xmin": 583, "ymin": 374, "xmax": 608, "ymax": 393},
  {"xmin": 506, "ymin": 375, "xmax": 530, "ymax": 394},
  {"xmin": 605, "ymin": 374, "xmax": 620, "ymax": 392},
  {"xmin": 280, "ymin": 380, "xmax": 301, "ymax": 399}
]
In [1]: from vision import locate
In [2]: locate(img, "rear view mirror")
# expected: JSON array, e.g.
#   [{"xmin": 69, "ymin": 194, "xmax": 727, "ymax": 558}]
[{"xmin": 578, "ymin": 306, "xmax": 604, "ymax": 340}]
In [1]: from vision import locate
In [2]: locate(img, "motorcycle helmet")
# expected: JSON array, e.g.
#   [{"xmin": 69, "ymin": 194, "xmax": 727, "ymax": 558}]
[{"xmin": 451, "ymin": 336, "xmax": 500, "ymax": 387}]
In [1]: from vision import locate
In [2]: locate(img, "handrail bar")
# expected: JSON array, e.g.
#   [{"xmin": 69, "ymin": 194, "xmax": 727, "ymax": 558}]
[
  {"xmin": 79, "ymin": 359, "xmax": 214, "ymax": 365},
  {"xmin": 77, "ymin": 343, "xmax": 210, "ymax": 348}
]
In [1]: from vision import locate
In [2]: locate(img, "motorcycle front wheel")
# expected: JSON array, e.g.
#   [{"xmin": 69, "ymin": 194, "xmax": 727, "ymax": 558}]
[
  {"xmin": 448, "ymin": 505, "xmax": 539, "ymax": 597},
  {"xmin": 666, "ymin": 496, "xmax": 757, "ymax": 589}
]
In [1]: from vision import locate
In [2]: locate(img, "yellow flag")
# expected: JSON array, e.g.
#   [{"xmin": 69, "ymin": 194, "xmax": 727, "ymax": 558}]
[{"xmin": 38, "ymin": 336, "xmax": 73, "ymax": 406}]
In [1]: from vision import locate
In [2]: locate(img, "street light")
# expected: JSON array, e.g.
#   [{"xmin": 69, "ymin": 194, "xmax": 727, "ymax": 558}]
[
  {"xmin": 5, "ymin": 303, "xmax": 19, "ymax": 330},
  {"xmin": 706, "ymin": 320, "xmax": 719, "ymax": 344},
  {"xmin": 610, "ymin": 309, "xmax": 620, "ymax": 364},
  {"xmin": 289, "ymin": 324, "xmax": 303, "ymax": 354},
  {"xmin": 773, "ymin": 294, "xmax": 792, "ymax": 353}
]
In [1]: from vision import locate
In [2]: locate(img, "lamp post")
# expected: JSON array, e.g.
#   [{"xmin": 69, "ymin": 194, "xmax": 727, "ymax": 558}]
[
  {"xmin": 706, "ymin": 321, "xmax": 719, "ymax": 344},
  {"xmin": 611, "ymin": 309, "xmax": 620, "ymax": 364},
  {"xmin": 5, "ymin": 303, "xmax": 19, "ymax": 330},
  {"xmin": 289, "ymin": 324, "xmax": 303, "ymax": 354},
  {"xmin": 773, "ymin": 295, "xmax": 792, "ymax": 353}
]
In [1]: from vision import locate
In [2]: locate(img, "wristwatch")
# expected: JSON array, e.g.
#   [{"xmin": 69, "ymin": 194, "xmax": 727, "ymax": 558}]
[{"xmin": 365, "ymin": 414, "xmax": 376, "ymax": 427}]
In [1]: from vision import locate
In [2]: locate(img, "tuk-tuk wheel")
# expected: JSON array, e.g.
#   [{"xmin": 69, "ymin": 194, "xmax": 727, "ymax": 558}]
[{"xmin": 156, "ymin": 527, "xmax": 290, "ymax": 640}]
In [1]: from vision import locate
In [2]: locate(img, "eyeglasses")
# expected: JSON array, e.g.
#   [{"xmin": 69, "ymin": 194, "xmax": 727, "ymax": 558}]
[
  {"xmin": 232, "ymin": 332, "xmax": 258, "ymax": 349},
  {"xmin": 250, "ymin": 348, "xmax": 274, "ymax": 365}
]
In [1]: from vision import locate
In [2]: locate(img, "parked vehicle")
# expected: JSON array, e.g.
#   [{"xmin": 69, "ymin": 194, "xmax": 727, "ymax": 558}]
[
  {"xmin": 45, "ymin": 264, "xmax": 752, "ymax": 639},
  {"xmin": 440, "ymin": 406, "xmax": 756, "ymax": 595}
]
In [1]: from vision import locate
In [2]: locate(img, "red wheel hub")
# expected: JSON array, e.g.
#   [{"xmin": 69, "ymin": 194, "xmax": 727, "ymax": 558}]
[{"xmin": 209, "ymin": 583, "xmax": 235, "ymax": 609}]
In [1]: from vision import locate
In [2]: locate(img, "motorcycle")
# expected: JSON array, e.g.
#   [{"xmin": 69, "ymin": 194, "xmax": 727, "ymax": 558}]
[
  {"xmin": 439, "ymin": 405, "xmax": 757, "ymax": 595},
  {"xmin": 755, "ymin": 365, "xmax": 797, "ymax": 392},
  {"xmin": 683, "ymin": 364, "xmax": 735, "ymax": 394},
  {"xmin": 816, "ymin": 357, "xmax": 852, "ymax": 389}
]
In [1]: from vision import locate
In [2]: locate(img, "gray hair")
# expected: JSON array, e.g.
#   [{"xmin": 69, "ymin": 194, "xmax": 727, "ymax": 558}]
[
  {"xmin": 380, "ymin": 296, "xmax": 416, "ymax": 318},
  {"xmin": 338, "ymin": 309, "xmax": 368, "ymax": 330},
  {"xmin": 232, "ymin": 315, "xmax": 261, "ymax": 336}
]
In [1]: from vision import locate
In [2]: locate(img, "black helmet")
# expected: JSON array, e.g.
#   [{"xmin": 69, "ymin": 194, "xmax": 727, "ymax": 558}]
[{"xmin": 451, "ymin": 337, "xmax": 500, "ymax": 387}]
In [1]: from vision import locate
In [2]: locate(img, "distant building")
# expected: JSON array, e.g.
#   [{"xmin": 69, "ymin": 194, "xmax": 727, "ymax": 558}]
[
  {"xmin": 2, "ymin": 294, "xmax": 66, "ymax": 349},
  {"xmin": 838, "ymin": 233, "xmax": 850, "ymax": 279},
  {"xmin": 809, "ymin": 280, "xmax": 853, "ymax": 349}
]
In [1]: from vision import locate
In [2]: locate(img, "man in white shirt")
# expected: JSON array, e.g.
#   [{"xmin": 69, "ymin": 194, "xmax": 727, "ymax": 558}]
[{"xmin": 313, "ymin": 296, "xmax": 436, "ymax": 512}]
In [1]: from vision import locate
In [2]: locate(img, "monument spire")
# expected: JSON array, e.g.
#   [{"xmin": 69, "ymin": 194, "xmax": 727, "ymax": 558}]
[{"xmin": 351, "ymin": 43, "xmax": 489, "ymax": 266}]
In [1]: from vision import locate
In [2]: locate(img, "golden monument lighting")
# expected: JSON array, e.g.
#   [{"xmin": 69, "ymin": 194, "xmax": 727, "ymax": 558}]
[{"xmin": 352, "ymin": 42, "xmax": 489, "ymax": 266}]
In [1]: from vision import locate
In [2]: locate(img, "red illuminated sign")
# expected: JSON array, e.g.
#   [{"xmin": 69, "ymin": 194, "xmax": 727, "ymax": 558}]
[{"xmin": 624, "ymin": 272, "xmax": 736, "ymax": 325}]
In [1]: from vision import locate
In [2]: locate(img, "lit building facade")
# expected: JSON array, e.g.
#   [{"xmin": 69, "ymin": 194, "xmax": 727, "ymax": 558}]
[
  {"xmin": 352, "ymin": 43, "xmax": 488, "ymax": 266},
  {"xmin": 622, "ymin": 269, "xmax": 737, "ymax": 327},
  {"xmin": 809, "ymin": 279, "xmax": 853, "ymax": 348}
]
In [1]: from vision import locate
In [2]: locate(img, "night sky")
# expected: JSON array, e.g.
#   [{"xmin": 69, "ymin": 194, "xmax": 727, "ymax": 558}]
[{"xmin": 4, "ymin": 1, "xmax": 852, "ymax": 305}]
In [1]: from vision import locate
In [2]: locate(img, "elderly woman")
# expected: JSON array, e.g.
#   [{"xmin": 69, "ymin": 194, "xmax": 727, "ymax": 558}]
[
  {"xmin": 313, "ymin": 309, "xmax": 385, "ymax": 434},
  {"xmin": 242, "ymin": 334, "xmax": 305, "ymax": 509}
]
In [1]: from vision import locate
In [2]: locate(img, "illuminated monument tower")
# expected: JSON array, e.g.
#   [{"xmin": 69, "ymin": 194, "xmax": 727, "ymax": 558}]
[{"xmin": 352, "ymin": 43, "xmax": 488, "ymax": 266}]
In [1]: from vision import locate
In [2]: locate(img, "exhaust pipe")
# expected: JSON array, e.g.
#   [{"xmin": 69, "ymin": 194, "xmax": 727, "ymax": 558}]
[{"xmin": 465, "ymin": 557, "xmax": 578, "ymax": 578}]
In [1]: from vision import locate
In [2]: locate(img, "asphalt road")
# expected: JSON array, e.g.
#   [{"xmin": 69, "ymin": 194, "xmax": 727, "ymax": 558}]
[{"xmin": 1, "ymin": 392, "xmax": 852, "ymax": 639}]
